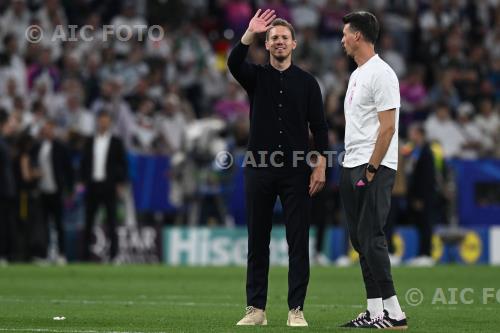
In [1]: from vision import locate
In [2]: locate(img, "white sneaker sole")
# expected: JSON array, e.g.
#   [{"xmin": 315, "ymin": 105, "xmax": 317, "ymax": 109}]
[
  {"xmin": 287, "ymin": 320, "xmax": 308, "ymax": 327},
  {"xmin": 236, "ymin": 320, "xmax": 268, "ymax": 326}
]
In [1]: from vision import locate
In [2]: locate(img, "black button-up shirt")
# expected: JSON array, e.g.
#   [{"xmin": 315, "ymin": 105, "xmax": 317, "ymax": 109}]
[{"xmin": 227, "ymin": 42, "xmax": 328, "ymax": 171}]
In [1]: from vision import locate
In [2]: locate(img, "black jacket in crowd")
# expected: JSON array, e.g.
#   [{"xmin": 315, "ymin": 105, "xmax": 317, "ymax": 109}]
[
  {"xmin": 80, "ymin": 135, "xmax": 128, "ymax": 186},
  {"xmin": 33, "ymin": 139, "xmax": 74, "ymax": 193}
]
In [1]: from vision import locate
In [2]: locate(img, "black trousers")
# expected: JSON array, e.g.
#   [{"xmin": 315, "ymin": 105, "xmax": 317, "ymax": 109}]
[
  {"xmin": 245, "ymin": 167, "xmax": 311, "ymax": 310},
  {"xmin": 0, "ymin": 197, "xmax": 15, "ymax": 260},
  {"xmin": 84, "ymin": 182, "xmax": 118, "ymax": 260},
  {"xmin": 340, "ymin": 164, "xmax": 396, "ymax": 299},
  {"xmin": 408, "ymin": 197, "xmax": 434, "ymax": 257},
  {"xmin": 40, "ymin": 192, "xmax": 65, "ymax": 256}
]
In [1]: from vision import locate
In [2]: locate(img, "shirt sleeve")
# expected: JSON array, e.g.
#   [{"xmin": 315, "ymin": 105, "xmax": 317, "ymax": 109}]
[
  {"xmin": 373, "ymin": 68, "xmax": 400, "ymax": 112},
  {"xmin": 307, "ymin": 76, "xmax": 329, "ymax": 154},
  {"xmin": 227, "ymin": 42, "xmax": 257, "ymax": 92}
]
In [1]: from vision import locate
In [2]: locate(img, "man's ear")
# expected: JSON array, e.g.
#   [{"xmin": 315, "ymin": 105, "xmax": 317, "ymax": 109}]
[
  {"xmin": 265, "ymin": 39, "xmax": 270, "ymax": 51},
  {"xmin": 354, "ymin": 31, "xmax": 361, "ymax": 42},
  {"xmin": 292, "ymin": 40, "xmax": 297, "ymax": 50}
]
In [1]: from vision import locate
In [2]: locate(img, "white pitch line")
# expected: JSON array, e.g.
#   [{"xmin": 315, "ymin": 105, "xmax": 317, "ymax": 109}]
[
  {"xmin": 0, "ymin": 329, "xmax": 168, "ymax": 333},
  {"xmin": 0, "ymin": 297, "xmax": 363, "ymax": 309}
]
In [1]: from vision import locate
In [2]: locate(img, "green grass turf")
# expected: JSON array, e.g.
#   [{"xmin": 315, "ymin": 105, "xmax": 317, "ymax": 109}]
[{"xmin": 0, "ymin": 265, "xmax": 499, "ymax": 332}]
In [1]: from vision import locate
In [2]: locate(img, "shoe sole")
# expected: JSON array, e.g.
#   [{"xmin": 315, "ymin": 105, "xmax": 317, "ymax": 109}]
[
  {"xmin": 236, "ymin": 320, "xmax": 268, "ymax": 326},
  {"xmin": 287, "ymin": 320, "xmax": 308, "ymax": 327},
  {"xmin": 383, "ymin": 325, "xmax": 408, "ymax": 330}
]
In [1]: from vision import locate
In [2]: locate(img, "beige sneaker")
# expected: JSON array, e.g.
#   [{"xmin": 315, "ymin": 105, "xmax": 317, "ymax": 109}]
[
  {"xmin": 287, "ymin": 306, "xmax": 308, "ymax": 327},
  {"xmin": 236, "ymin": 306, "xmax": 267, "ymax": 326}
]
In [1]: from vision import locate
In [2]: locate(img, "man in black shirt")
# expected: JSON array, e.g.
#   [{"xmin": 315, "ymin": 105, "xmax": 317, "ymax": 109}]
[{"xmin": 227, "ymin": 9, "xmax": 329, "ymax": 327}]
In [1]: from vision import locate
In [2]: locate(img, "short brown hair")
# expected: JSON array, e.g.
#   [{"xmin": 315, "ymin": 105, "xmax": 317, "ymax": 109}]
[{"xmin": 265, "ymin": 18, "xmax": 296, "ymax": 40}]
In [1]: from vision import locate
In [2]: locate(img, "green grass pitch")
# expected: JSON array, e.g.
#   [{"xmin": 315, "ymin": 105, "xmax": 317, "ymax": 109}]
[{"xmin": 0, "ymin": 265, "xmax": 499, "ymax": 332}]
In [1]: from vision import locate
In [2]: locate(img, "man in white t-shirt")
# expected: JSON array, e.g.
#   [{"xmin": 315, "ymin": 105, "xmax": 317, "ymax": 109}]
[{"xmin": 338, "ymin": 12, "xmax": 408, "ymax": 330}]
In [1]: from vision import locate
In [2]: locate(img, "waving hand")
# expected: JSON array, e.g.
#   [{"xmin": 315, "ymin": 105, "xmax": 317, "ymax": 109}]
[{"xmin": 248, "ymin": 9, "xmax": 276, "ymax": 33}]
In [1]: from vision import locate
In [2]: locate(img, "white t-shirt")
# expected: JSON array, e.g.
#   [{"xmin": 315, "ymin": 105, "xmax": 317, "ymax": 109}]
[
  {"xmin": 93, "ymin": 132, "xmax": 111, "ymax": 182},
  {"xmin": 343, "ymin": 54, "xmax": 400, "ymax": 170},
  {"xmin": 38, "ymin": 140, "xmax": 57, "ymax": 193}
]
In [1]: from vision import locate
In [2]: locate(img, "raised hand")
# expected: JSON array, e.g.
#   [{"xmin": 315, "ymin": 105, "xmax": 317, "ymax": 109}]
[{"xmin": 248, "ymin": 9, "xmax": 276, "ymax": 34}]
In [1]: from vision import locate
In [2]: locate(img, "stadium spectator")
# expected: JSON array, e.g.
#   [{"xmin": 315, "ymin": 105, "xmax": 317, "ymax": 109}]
[
  {"xmin": 34, "ymin": 119, "xmax": 73, "ymax": 265},
  {"xmin": 213, "ymin": 80, "xmax": 249, "ymax": 122},
  {"xmin": 130, "ymin": 98, "xmax": 161, "ymax": 154},
  {"xmin": 80, "ymin": 110, "xmax": 128, "ymax": 262},
  {"xmin": 0, "ymin": 109, "xmax": 17, "ymax": 265},
  {"xmin": 425, "ymin": 102, "xmax": 465, "ymax": 158},
  {"xmin": 427, "ymin": 69, "xmax": 461, "ymax": 111},
  {"xmin": 223, "ymin": 0, "xmax": 254, "ymax": 38},
  {"xmin": 27, "ymin": 47, "xmax": 60, "ymax": 93},
  {"xmin": 399, "ymin": 65, "xmax": 428, "ymax": 117},
  {"xmin": 379, "ymin": 33, "xmax": 406, "ymax": 79},
  {"xmin": 474, "ymin": 98, "xmax": 500, "ymax": 156},
  {"xmin": 455, "ymin": 102, "xmax": 484, "ymax": 159},
  {"xmin": 291, "ymin": 0, "xmax": 321, "ymax": 31},
  {"xmin": 293, "ymin": 26, "xmax": 324, "ymax": 75},
  {"xmin": 157, "ymin": 93, "xmax": 191, "ymax": 155},
  {"xmin": 90, "ymin": 78, "xmax": 135, "ymax": 148},
  {"xmin": 14, "ymin": 133, "xmax": 41, "ymax": 261},
  {"xmin": 0, "ymin": 33, "xmax": 27, "ymax": 96},
  {"xmin": 170, "ymin": 22, "xmax": 213, "ymax": 118},
  {"xmin": 405, "ymin": 123, "xmax": 437, "ymax": 267},
  {"xmin": 110, "ymin": 0, "xmax": 147, "ymax": 57},
  {"xmin": 0, "ymin": 0, "xmax": 31, "ymax": 55}
]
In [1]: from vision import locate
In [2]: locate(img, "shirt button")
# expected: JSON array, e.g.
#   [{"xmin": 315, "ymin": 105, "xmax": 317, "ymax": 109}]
[
  {"xmin": 278, "ymin": 117, "xmax": 282, "ymax": 120},
  {"xmin": 279, "ymin": 130, "xmax": 283, "ymax": 134},
  {"xmin": 278, "ymin": 104, "xmax": 282, "ymax": 107},
  {"xmin": 278, "ymin": 145, "xmax": 282, "ymax": 148},
  {"xmin": 280, "ymin": 90, "xmax": 283, "ymax": 94}
]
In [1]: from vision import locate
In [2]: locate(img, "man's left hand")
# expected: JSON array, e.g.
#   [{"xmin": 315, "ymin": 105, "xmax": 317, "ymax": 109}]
[
  {"xmin": 365, "ymin": 169, "xmax": 375, "ymax": 183},
  {"xmin": 309, "ymin": 156, "xmax": 326, "ymax": 196}
]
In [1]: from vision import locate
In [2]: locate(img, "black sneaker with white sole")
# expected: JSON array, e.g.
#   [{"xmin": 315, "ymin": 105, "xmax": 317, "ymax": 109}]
[
  {"xmin": 340, "ymin": 310, "xmax": 372, "ymax": 328},
  {"xmin": 360, "ymin": 310, "xmax": 408, "ymax": 330}
]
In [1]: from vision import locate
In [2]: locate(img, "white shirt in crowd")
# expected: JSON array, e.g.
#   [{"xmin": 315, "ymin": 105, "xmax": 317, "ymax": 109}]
[
  {"xmin": 425, "ymin": 115, "xmax": 465, "ymax": 158},
  {"xmin": 343, "ymin": 54, "xmax": 400, "ymax": 170},
  {"xmin": 92, "ymin": 132, "xmax": 111, "ymax": 182},
  {"xmin": 457, "ymin": 120, "xmax": 484, "ymax": 159},
  {"xmin": 475, "ymin": 112, "xmax": 500, "ymax": 152},
  {"xmin": 38, "ymin": 140, "xmax": 57, "ymax": 193},
  {"xmin": 158, "ymin": 112, "xmax": 187, "ymax": 152}
]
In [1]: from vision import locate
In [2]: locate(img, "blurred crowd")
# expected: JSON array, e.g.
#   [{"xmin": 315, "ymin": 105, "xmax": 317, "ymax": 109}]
[{"xmin": 1, "ymin": 0, "xmax": 500, "ymax": 264}]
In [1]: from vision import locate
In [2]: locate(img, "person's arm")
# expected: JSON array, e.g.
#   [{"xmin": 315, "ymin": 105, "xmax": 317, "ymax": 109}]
[
  {"xmin": 307, "ymin": 77, "xmax": 329, "ymax": 196},
  {"xmin": 227, "ymin": 9, "xmax": 275, "ymax": 90},
  {"xmin": 20, "ymin": 154, "xmax": 39, "ymax": 182},
  {"xmin": 366, "ymin": 69, "xmax": 400, "ymax": 182},
  {"xmin": 366, "ymin": 110, "xmax": 396, "ymax": 181}
]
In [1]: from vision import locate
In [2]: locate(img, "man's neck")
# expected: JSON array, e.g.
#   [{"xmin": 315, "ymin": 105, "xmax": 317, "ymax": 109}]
[
  {"xmin": 354, "ymin": 46, "xmax": 376, "ymax": 67},
  {"xmin": 97, "ymin": 130, "xmax": 109, "ymax": 137},
  {"xmin": 270, "ymin": 56, "xmax": 292, "ymax": 71}
]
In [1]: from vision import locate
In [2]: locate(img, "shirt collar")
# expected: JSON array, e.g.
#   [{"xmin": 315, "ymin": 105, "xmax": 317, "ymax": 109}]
[
  {"xmin": 358, "ymin": 54, "xmax": 379, "ymax": 69},
  {"xmin": 266, "ymin": 63, "xmax": 296, "ymax": 74},
  {"xmin": 96, "ymin": 131, "xmax": 111, "ymax": 140}
]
